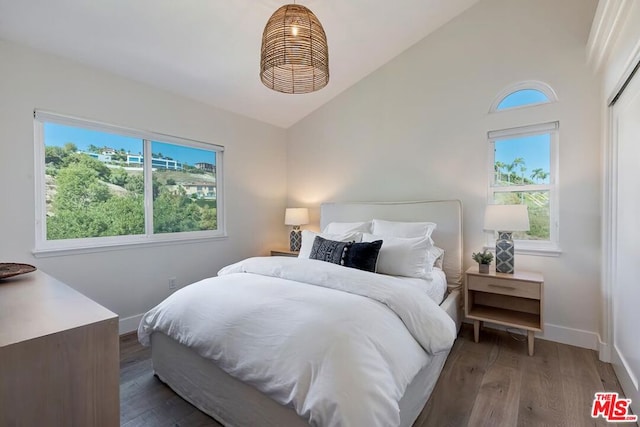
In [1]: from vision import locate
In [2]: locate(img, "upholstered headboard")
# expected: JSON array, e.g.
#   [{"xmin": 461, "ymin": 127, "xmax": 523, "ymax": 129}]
[{"xmin": 320, "ymin": 200, "xmax": 463, "ymax": 286}]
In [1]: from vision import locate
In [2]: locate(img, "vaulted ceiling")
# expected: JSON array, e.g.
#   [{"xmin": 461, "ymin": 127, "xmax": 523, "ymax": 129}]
[{"xmin": 0, "ymin": 0, "xmax": 479, "ymax": 128}]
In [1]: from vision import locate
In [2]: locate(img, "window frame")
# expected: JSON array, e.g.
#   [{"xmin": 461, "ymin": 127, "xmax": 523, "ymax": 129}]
[
  {"xmin": 486, "ymin": 121, "xmax": 561, "ymax": 256},
  {"xmin": 33, "ymin": 110, "xmax": 226, "ymax": 257}
]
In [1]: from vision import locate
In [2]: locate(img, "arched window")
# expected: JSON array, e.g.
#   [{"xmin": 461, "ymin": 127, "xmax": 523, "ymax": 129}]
[{"xmin": 489, "ymin": 81, "xmax": 558, "ymax": 112}]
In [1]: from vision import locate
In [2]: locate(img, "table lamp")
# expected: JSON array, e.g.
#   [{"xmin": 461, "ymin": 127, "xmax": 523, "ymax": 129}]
[
  {"xmin": 285, "ymin": 208, "xmax": 309, "ymax": 252},
  {"xmin": 484, "ymin": 204, "xmax": 530, "ymax": 274}
]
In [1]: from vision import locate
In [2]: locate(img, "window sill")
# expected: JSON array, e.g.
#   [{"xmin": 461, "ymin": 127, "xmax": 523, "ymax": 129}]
[
  {"xmin": 33, "ymin": 233, "xmax": 228, "ymax": 258},
  {"xmin": 483, "ymin": 244, "xmax": 562, "ymax": 257}
]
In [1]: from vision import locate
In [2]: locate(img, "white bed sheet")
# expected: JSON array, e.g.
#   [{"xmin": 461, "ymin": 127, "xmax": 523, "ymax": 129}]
[{"xmin": 394, "ymin": 267, "xmax": 447, "ymax": 305}]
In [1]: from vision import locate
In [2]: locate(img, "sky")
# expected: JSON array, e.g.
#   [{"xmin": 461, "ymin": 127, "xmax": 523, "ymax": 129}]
[
  {"xmin": 44, "ymin": 123, "xmax": 216, "ymax": 166},
  {"xmin": 497, "ymin": 89, "xmax": 549, "ymax": 110},
  {"xmin": 493, "ymin": 89, "xmax": 551, "ymax": 183},
  {"xmin": 45, "ymin": 89, "xmax": 546, "ymax": 171},
  {"xmin": 495, "ymin": 134, "xmax": 550, "ymax": 182}
]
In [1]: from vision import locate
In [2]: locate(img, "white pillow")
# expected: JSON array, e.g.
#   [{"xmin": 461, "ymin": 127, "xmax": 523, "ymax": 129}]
[
  {"xmin": 298, "ymin": 230, "xmax": 363, "ymax": 259},
  {"xmin": 322, "ymin": 221, "xmax": 372, "ymax": 234},
  {"xmin": 371, "ymin": 219, "xmax": 437, "ymax": 239},
  {"xmin": 429, "ymin": 246, "xmax": 445, "ymax": 270},
  {"xmin": 362, "ymin": 233, "xmax": 431, "ymax": 278}
]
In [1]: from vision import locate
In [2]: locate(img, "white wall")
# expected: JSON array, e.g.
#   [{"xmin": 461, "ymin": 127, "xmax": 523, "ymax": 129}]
[
  {"xmin": 288, "ymin": 0, "xmax": 601, "ymax": 348},
  {"xmin": 0, "ymin": 40, "xmax": 288, "ymax": 332}
]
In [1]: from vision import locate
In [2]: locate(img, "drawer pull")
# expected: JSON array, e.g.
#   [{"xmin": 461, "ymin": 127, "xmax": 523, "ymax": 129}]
[{"xmin": 488, "ymin": 284, "xmax": 516, "ymax": 290}]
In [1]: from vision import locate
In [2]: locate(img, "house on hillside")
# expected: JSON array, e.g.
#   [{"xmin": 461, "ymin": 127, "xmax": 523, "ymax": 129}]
[
  {"xmin": 195, "ymin": 162, "xmax": 215, "ymax": 173},
  {"xmin": 181, "ymin": 183, "xmax": 216, "ymax": 199},
  {"xmin": 127, "ymin": 154, "xmax": 183, "ymax": 170}
]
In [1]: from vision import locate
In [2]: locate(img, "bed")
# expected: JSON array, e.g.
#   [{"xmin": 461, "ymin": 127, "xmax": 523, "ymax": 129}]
[{"xmin": 138, "ymin": 200, "xmax": 463, "ymax": 427}]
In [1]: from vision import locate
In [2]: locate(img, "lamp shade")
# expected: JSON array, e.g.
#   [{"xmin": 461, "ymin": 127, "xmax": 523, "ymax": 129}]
[
  {"xmin": 285, "ymin": 208, "xmax": 309, "ymax": 226},
  {"xmin": 260, "ymin": 4, "xmax": 329, "ymax": 94},
  {"xmin": 484, "ymin": 204, "xmax": 530, "ymax": 231}
]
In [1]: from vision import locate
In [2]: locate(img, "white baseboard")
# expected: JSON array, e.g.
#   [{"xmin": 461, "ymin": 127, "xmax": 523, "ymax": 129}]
[
  {"xmin": 598, "ymin": 339, "xmax": 612, "ymax": 363},
  {"xmin": 463, "ymin": 319, "xmax": 599, "ymax": 350},
  {"xmin": 540, "ymin": 323, "xmax": 599, "ymax": 350},
  {"xmin": 612, "ymin": 345, "xmax": 640, "ymax": 421},
  {"xmin": 119, "ymin": 313, "xmax": 143, "ymax": 335}
]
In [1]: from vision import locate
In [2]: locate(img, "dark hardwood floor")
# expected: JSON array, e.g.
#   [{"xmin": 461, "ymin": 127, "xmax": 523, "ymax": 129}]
[
  {"xmin": 120, "ymin": 325, "xmax": 627, "ymax": 426},
  {"xmin": 120, "ymin": 333, "xmax": 219, "ymax": 427}
]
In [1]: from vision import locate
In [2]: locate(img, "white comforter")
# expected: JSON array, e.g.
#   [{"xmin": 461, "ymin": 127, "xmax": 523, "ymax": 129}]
[{"xmin": 138, "ymin": 257, "xmax": 456, "ymax": 427}]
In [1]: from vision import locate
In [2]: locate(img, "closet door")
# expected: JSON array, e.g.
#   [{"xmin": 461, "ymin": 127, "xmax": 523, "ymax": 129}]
[{"xmin": 611, "ymin": 67, "xmax": 640, "ymax": 416}]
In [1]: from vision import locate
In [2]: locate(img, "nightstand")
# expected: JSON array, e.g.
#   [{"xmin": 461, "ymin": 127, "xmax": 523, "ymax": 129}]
[
  {"xmin": 270, "ymin": 249, "xmax": 299, "ymax": 257},
  {"xmin": 465, "ymin": 266, "xmax": 543, "ymax": 356}
]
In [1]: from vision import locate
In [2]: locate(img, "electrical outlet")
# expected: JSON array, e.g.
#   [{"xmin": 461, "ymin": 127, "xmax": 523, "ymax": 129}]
[{"xmin": 168, "ymin": 277, "xmax": 177, "ymax": 291}]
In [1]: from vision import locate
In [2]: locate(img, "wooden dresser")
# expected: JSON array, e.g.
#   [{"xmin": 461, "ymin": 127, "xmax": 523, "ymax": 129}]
[{"xmin": 0, "ymin": 270, "xmax": 119, "ymax": 426}]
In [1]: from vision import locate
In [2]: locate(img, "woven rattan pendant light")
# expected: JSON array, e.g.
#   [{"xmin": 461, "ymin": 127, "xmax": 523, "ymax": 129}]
[{"xmin": 260, "ymin": 3, "xmax": 329, "ymax": 94}]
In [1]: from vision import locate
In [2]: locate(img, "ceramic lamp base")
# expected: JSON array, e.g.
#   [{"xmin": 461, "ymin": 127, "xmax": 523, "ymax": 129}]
[
  {"xmin": 495, "ymin": 231, "xmax": 514, "ymax": 274},
  {"xmin": 290, "ymin": 226, "xmax": 302, "ymax": 252}
]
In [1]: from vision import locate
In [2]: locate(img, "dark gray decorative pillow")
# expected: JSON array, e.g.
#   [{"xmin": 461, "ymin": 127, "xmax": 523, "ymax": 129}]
[
  {"xmin": 309, "ymin": 236, "xmax": 382, "ymax": 273},
  {"xmin": 309, "ymin": 236, "xmax": 350, "ymax": 265},
  {"xmin": 343, "ymin": 240, "xmax": 383, "ymax": 273}
]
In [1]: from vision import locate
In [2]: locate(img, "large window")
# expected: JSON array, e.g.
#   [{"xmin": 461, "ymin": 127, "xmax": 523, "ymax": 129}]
[
  {"xmin": 34, "ymin": 111, "xmax": 224, "ymax": 254},
  {"xmin": 488, "ymin": 121, "xmax": 559, "ymax": 252}
]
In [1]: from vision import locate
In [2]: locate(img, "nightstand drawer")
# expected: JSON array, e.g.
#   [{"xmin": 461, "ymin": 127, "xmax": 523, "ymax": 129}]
[{"xmin": 468, "ymin": 275, "xmax": 540, "ymax": 300}]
